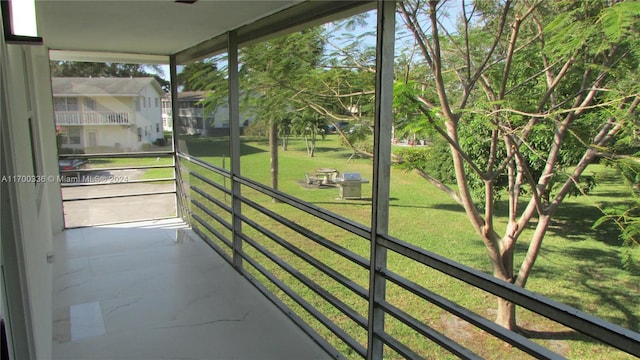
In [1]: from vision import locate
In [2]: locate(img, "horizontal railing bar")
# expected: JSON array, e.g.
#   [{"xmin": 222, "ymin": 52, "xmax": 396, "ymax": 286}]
[
  {"xmin": 383, "ymin": 266, "xmax": 565, "ymax": 359},
  {"xmin": 178, "ymin": 152, "xmax": 230, "ymax": 179},
  {"xmin": 191, "ymin": 200, "xmax": 233, "ymax": 235},
  {"xmin": 376, "ymin": 331, "xmax": 424, "ymax": 360},
  {"xmin": 62, "ymin": 190, "xmax": 176, "ymax": 201},
  {"xmin": 239, "ymin": 250, "xmax": 368, "ymax": 358},
  {"xmin": 191, "ymin": 186, "xmax": 232, "ymax": 214},
  {"xmin": 67, "ymin": 164, "xmax": 175, "ymax": 172},
  {"xmin": 189, "ymin": 171, "xmax": 232, "ymax": 195},
  {"xmin": 191, "ymin": 213, "xmax": 233, "ymax": 250},
  {"xmin": 378, "ymin": 300, "xmax": 481, "ymax": 360},
  {"xmin": 59, "ymin": 151, "xmax": 174, "ymax": 158},
  {"xmin": 235, "ymin": 175, "xmax": 370, "ymax": 239},
  {"xmin": 380, "ymin": 235, "xmax": 640, "ymax": 357},
  {"xmin": 241, "ymin": 196, "xmax": 370, "ymax": 270},
  {"xmin": 192, "ymin": 226, "xmax": 233, "ymax": 265},
  {"xmin": 60, "ymin": 177, "xmax": 175, "ymax": 187},
  {"xmin": 238, "ymin": 207, "xmax": 369, "ymax": 300},
  {"xmin": 239, "ymin": 230, "xmax": 368, "ymax": 330},
  {"xmin": 237, "ymin": 267, "xmax": 347, "ymax": 360}
]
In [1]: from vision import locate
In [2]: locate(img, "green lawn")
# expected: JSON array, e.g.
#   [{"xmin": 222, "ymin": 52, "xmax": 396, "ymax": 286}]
[
  {"xmin": 99, "ymin": 134, "xmax": 640, "ymax": 358},
  {"xmin": 186, "ymin": 134, "xmax": 639, "ymax": 358}
]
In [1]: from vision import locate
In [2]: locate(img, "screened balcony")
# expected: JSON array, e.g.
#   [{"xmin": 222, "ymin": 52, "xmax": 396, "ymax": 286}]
[{"xmin": 1, "ymin": 1, "xmax": 639, "ymax": 360}]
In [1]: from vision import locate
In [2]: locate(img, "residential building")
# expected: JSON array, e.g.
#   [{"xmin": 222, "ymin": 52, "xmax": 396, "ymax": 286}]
[
  {"xmin": 161, "ymin": 91, "xmax": 253, "ymax": 135},
  {"xmin": 53, "ymin": 77, "xmax": 164, "ymax": 152}
]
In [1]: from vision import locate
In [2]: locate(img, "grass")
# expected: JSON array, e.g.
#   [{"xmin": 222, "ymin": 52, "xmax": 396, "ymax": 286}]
[{"xmin": 99, "ymin": 134, "xmax": 639, "ymax": 358}]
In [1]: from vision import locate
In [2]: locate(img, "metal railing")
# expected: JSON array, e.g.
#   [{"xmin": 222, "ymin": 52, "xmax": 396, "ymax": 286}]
[
  {"xmin": 177, "ymin": 150, "xmax": 640, "ymax": 359},
  {"xmin": 59, "ymin": 151, "xmax": 177, "ymax": 227}
]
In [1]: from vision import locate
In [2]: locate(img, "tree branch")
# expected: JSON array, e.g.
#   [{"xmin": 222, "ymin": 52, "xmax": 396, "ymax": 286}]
[{"xmin": 413, "ymin": 168, "xmax": 462, "ymax": 205}]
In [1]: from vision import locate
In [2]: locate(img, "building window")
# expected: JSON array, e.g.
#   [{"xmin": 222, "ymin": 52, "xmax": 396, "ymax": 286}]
[
  {"xmin": 155, "ymin": 98, "xmax": 159, "ymax": 108},
  {"xmin": 66, "ymin": 98, "xmax": 79, "ymax": 111},
  {"xmin": 1, "ymin": 0, "xmax": 43, "ymax": 43},
  {"xmin": 54, "ymin": 97, "xmax": 79, "ymax": 111},
  {"xmin": 136, "ymin": 97, "xmax": 141, "ymax": 111},
  {"xmin": 54, "ymin": 98, "xmax": 67, "ymax": 111},
  {"xmin": 156, "ymin": 123, "xmax": 160, "ymax": 133},
  {"xmin": 68, "ymin": 128, "xmax": 81, "ymax": 144},
  {"xmin": 137, "ymin": 127, "xmax": 142, "ymax": 142},
  {"xmin": 60, "ymin": 127, "xmax": 81, "ymax": 145}
]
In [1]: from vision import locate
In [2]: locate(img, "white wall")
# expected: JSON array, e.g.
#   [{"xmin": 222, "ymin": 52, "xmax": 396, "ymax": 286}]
[
  {"xmin": 134, "ymin": 84, "xmax": 163, "ymax": 144},
  {"xmin": 83, "ymin": 125, "xmax": 136, "ymax": 151},
  {"xmin": 0, "ymin": 36, "xmax": 57, "ymax": 360}
]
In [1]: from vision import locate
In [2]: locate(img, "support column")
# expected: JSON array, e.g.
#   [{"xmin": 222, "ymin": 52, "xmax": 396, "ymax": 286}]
[
  {"xmin": 367, "ymin": 1, "xmax": 395, "ymax": 359},
  {"xmin": 169, "ymin": 55, "xmax": 188, "ymax": 223},
  {"xmin": 228, "ymin": 31, "xmax": 243, "ymax": 270}
]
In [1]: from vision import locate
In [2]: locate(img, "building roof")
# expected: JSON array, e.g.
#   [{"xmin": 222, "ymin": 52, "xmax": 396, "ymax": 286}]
[
  {"xmin": 162, "ymin": 91, "xmax": 214, "ymax": 102},
  {"xmin": 52, "ymin": 77, "xmax": 163, "ymax": 97}
]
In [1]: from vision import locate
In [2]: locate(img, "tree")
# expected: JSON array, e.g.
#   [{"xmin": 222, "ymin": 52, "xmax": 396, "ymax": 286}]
[
  {"xmin": 239, "ymin": 28, "xmax": 325, "ymax": 193},
  {"xmin": 292, "ymin": 109, "xmax": 328, "ymax": 157},
  {"xmin": 177, "ymin": 60, "xmax": 225, "ymax": 92},
  {"xmin": 50, "ymin": 61, "xmax": 170, "ymax": 91},
  {"xmin": 398, "ymin": 0, "xmax": 640, "ymax": 330}
]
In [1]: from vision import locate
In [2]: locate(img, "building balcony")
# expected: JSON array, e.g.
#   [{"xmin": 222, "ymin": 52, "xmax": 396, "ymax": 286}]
[{"xmin": 55, "ymin": 111, "xmax": 131, "ymax": 126}]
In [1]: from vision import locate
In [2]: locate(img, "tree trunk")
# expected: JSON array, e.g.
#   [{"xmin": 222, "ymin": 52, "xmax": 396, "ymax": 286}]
[
  {"xmin": 496, "ymin": 297, "xmax": 517, "ymax": 331},
  {"xmin": 269, "ymin": 120, "xmax": 279, "ymax": 202}
]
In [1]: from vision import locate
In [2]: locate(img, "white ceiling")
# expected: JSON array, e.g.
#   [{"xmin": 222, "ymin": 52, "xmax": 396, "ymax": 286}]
[{"xmin": 36, "ymin": 0, "xmax": 302, "ymax": 56}]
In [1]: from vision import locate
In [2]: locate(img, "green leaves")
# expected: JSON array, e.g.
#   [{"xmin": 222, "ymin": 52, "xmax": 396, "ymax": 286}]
[
  {"xmin": 545, "ymin": 0, "xmax": 640, "ymax": 60},
  {"xmin": 593, "ymin": 190, "xmax": 640, "ymax": 273},
  {"xmin": 601, "ymin": 1, "xmax": 640, "ymax": 43}
]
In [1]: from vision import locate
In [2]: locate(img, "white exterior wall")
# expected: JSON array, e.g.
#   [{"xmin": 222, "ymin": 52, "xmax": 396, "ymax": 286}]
[
  {"xmin": 83, "ymin": 125, "xmax": 135, "ymax": 151},
  {"xmin": 134, "ymin": 85, "xmax": 163, "ymax": 145},
  {"xmin": 92, "ymin": 96, "xmax": 136, "ymax": 150},
  {"xmin": 1, "ymin": 40, "xmax": 57, "ymax": 360},
  {"xmin": 56, "ymin": 84, "xmax": 164, "ymax": 152}
]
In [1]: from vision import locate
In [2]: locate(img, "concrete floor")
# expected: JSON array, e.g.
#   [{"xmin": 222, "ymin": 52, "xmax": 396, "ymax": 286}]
[{"xmin": 52, "ymin": 218, "xmax": 332, "ymax": 359}]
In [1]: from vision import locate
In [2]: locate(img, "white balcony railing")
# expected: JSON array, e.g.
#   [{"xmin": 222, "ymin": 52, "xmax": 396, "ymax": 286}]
[{"xmin": 55, "ymin": 111, "xmax": 131, "ymax": 125}]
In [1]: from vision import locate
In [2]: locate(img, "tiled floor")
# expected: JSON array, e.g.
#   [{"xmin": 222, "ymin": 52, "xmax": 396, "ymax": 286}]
[{"xmin": 52, "ymin": 218, "xmax": 331, "ymax": 359}]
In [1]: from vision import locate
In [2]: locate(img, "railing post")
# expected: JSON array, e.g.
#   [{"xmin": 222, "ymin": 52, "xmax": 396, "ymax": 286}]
[
  {"xmin": 367, "ymin": 1, "xmax": 395, "ymax": 359},
  {"xmin": 228, "ymin": 30, "xmax": 243, "ymax": 270}
]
